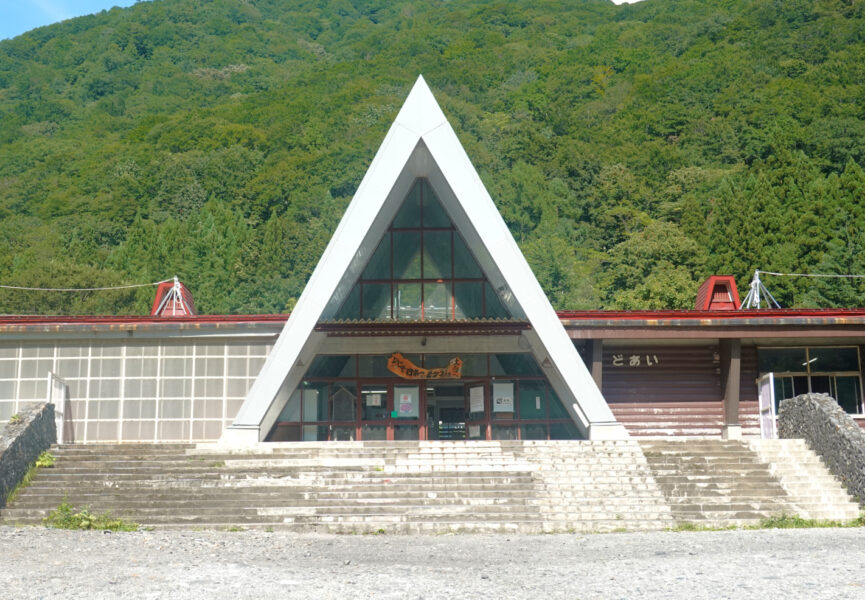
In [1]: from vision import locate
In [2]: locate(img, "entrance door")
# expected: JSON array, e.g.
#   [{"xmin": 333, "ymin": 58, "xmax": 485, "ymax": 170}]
[
  {"xmin": 359, "ymin": 383, "xmax": 421, "ymax": 440},
  {"xmin": 425, "ymin": 383, "xmax": 466, "ymax": 440},
  {"xmin": 758, "ymin": 373, "xmax": 777, "ymax": 439}
]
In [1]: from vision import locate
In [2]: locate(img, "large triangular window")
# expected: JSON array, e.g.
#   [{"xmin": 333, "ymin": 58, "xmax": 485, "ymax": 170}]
[{"xmin": 334, "ymin": 178, "xmax": 510, "ymax": 321}]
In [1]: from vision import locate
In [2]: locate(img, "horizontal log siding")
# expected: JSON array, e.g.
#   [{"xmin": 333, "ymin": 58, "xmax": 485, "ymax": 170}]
[{"xmin": 600, "ymin": 345, "xmax": 757, "ymax": 437}]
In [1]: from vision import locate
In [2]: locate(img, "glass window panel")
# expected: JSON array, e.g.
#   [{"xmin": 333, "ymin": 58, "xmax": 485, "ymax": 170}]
[
  {"xmin": 394, "ymin": 385, "xmax": 419, "ymax": 419},
  {"xmin": 459, "ymin": 354, "xmax": 488, "ymax": 377},
  {"xmin": 362, "ymin": 283, "xmax": 392, "ymax": 319},
  {"xmin": 331, "ymin": 383, "xmax": 357, "ymax": 421},
  {"xmin": 773, "ymin": 376, "xmax": 795, "ymax": 408},
  {"xmin": 520, "ymin": 424, "xmax": 548, "ymax": 440},
  {"xmin": 421, "ymin": 180, "xmax": 450, "ymax": 227},
  {"xmin": 361, "ymin": 424, "xmax": 387, "ymax": 440},
  {"xmin": 491, "ymin": 354, "xmax": 542, "ymax": 376},
  {"xmin": 423, "ymin": 282, "xmax": 450, "ymax": 320},
  {"xmin": 394, "ymin": 425, "xmax": 419, "ymax": 440},
  {"xmin": 302, "ymin": 383, "xmax": 328, "ymax": 422},
  {"xmin": 394, "ymin": 283, "xmax": 422, "ymax": 320},
  {"xmin": 161, "ymin": 357, "xmax": 191, "ymax": 378},
  {"xmin": 202, "ymin": 379, "xmax": 223, "ymax": 398},
  {"xmin": 248, "ymin": 356, "xmax": 265, "ymax": 375},
  {"xmin": 358, "ymin": 356, "xmax": 393, "ymax": 378},
  {"xmin": 331, "ymin": 426, "xmax": 356, "ymax": 441},
  {"xmin": 550, "ymin": 422, "xmax": 579, "ymax": 439},
  {"xmin": 93, "ymin": 379, "xmax": 120, "ymax": 399},
  {"xmin": 518, "ymin": 381, "xmax": 546, "ymax": 419},
  {"xmin": 0, "ymin": 401, "xmax": 15, "ymax": 419},
  {"xmin": 0, "ymin": 361, "xmax": 17, "ymax": 379},
  {"xmin": 454, "ymin": 282, "xmax": 483, "ymax": 319},
  {"xmin": 58, "ymin": 346, "xmax": 83, "ymax": 358},
  {"xmin": 160, "ymin": 378, "xmax": 191, "ymax": 398},
  {"xmin": 96, "ymin": 400, "xmax": 119, "ymax": 419},
  {"xmin": 362, "ymin": 385, "xmax": 389, "ymax": 420},
  {"xmin": 20, "ymin": 359, "xmax": 53, "ymax": 379},
  {"xmin": 159, "ymin": 399, "xmax": 189, "ymax": 419},
  {"xmin": 362, "ymin": 233, "xmax": 391, "ymax": 280},
  {"xmin": 392, "ymin": 180, "xmax": 422, "ymax": 228},
  {"xmin": 811, "ymin": 375, "xmax": 831, "ymax": 395},
  {"xmin": 227, "ymin": 359, "xmax": 247, "ymax": 377},
  {"xmin": 453, "ymin": 234, "xmax": 482, "ymax": 278},
  {"xmin": 0, "ymin": 346, "xmax": 18, "ymax": 359},
  {"xmin": 393, "ymin": 232, "xmax": 421, "ymax": 279},
  {"xmin": 307, "ymin": 355, "xmax": 356, "ymax": 378},
  {"xmin": 124, "ymin": 399, "xmax": 141, "ymax": 419},
  {"xmin": 485, "ymin": 283, "xmax": 510, "ymax": 318},
  {"xmin": 548, "ymin": 386, "xmax": 569, "ymax": 419},
  {"xmin": 303, "ymin": 425, "xmax": 328, "ymax": 441},
  {"xmin": 228, "ymin": 344, "xmax": 250, "ymax": 357},
  {"xmin": 334, "ymin": 285, "xmax": 361, "ymax": 320},
  {"xmin": 270, "ymin": 425, "xmax": 301, "ymax": 442},
  {"xmin": 835, "ymin": 376, "xmax": 862, "ymax": 414},
  {"xmin": 423, "ymin": 231, "xmax": 452, "ymax": 279},
  {"xmin": 809, "ymin": 347, "xmax": 859, "ymax": 373},
  {"xmin": 758, "ymin": 348, "xmax": 808, "ymax": 373},
  {"xmin": 492, "ymin": 425, "xmax": 517, "ymax": 440},
  {"xmin": 0, "ymin": 381, "xmax": 16, "ymax": 400},
  {"xmin": 140, "ymin": 399, "xmax": 156, "ymax": 419},
  {"xmin": 279, "ymin": 389, "xmax": 301, "ymax": 422}
]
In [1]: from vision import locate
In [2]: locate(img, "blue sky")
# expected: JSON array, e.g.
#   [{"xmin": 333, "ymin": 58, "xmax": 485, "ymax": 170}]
[
  {"xmin": 1, "ymin": 1, "xmax": 143, "ymax": 41},
  {"xmin": 1, "ymin": 0, "xmax": 642, "ymax": 42}
]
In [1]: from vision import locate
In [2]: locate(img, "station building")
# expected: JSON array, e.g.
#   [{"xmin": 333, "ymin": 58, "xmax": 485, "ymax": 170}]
[{"xmin": 2, "ymin": 78, "xmax": 864, "ymax": 444}]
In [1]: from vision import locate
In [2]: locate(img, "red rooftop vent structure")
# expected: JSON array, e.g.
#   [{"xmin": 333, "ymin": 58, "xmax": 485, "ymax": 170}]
[
  {"xmin": 695, "ymin": 275, "xmax": 741, "ymax": 311},
  {"xmin": 151, "ymin": 277, "xmax": 196, "ymax": 317}
]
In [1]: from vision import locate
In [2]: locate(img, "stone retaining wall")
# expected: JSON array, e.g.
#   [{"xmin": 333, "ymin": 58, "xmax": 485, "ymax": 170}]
[
  {"xmin": 0, "ymin": 402, "xmax": 56, "ymax": 507},
  {"xmin": 778, "ymin": 393, "xmax": 865, "ymax": 506}
]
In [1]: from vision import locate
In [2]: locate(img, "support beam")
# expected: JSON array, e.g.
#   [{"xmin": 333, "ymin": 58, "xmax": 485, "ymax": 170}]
[
  {"xmin": 720, "ymin": 338, "xmax": 742, "ymax": 440},
  {"xmin": 589, "ymin": 339, "xmax": 603, "ymax": 391}
]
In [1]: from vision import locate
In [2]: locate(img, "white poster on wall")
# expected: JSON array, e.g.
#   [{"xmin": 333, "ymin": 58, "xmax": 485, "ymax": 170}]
[
  {"xmin": 394, "ymin": 386, "xmax": 419, "ymax": 418},
  {"xmin": 492, "ymin": 382, "xmax": 514, "ymax": 413},
  {"xmin": 469, "ymin": 386, "xmax": 484, "ymax": 413},
  {"xmin": 366, "ymin": 393, "xmax": 382, "ymax": 407}
]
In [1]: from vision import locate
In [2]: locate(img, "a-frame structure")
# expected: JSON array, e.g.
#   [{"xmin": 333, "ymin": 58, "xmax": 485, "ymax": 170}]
[{"xmin": 222, "ymin": 76, "xmax": 627, "ymax": 444}]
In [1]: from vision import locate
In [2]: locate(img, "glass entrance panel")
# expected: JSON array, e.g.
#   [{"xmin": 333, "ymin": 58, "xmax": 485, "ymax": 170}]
[{"xmin": 361, "ymin": 385, "xmax": 388, "ymax": 420}]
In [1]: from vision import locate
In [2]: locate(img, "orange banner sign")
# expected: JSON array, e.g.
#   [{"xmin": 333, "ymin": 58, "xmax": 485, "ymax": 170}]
[{"xmin": 387, "ymin": 353, "xmax": 462, "ymax": 380}]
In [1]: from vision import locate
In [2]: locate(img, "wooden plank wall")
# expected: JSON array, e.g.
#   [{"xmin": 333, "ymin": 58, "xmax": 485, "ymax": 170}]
[{"xmin": 598, "ymin": 344, "xmax": 760, "ymax": 437}]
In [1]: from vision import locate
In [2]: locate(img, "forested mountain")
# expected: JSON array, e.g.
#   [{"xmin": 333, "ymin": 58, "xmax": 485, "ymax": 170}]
[{"xmin": 1, "ymin": 0, "xmax": 865, "ymax": 314}]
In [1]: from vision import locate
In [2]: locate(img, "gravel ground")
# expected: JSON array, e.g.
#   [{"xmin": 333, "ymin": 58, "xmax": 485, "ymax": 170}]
[{"xmin": 2, "ymin": 526, "xmax": 865, "ymax": 599}]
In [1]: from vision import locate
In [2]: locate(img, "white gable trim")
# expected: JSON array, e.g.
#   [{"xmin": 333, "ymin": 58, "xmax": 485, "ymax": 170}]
[{"xmin": 222, "ymin": 76, "xmax": 626, "ymax": 444}]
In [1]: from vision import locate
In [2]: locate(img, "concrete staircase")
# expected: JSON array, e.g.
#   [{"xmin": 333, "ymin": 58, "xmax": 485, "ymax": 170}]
[
  {"xmin": 639, "ymin": 439, "xmax": 860, "ymax": 526},
  {"xmin": 1, "ymin": 439, "xmax": 858, "ymax": 533}
]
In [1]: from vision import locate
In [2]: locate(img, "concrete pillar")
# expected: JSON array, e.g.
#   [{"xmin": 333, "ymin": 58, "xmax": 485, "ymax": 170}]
[
  {"xmin": 720, "ymin": 338, "xmax": 742, "ymax": 440},
  {"xmin": 589, "ymin": 339, "xmax": 603, "ymax": 391}
]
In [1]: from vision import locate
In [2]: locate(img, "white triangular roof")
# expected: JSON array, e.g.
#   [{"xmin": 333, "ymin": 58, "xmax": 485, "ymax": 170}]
[{"xmin": 223, "ymin": 76, "xmax": 626, "ymax": 443}]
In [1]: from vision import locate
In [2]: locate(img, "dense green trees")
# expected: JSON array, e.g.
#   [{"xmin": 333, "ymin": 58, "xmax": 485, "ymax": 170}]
[{"xmin": 2, "ymin": 0, "xmax": 865, "ymax": 314}]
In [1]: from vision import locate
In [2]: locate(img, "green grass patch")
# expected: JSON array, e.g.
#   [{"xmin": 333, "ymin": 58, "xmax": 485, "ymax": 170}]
[
  {"xmin": 751, "ymin": 513, "xmax": 861, "ymax": 530},
  {"xmin": 35, "ymin": 451, "xmax": 55, "ymax": 468},
  {"xmin": 8, "ymin": 413, "xmax": 22, "ymax": 424},
  {"xmin": 44, "ymin": 501, "xmax": 138, "ymax": 532}
]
